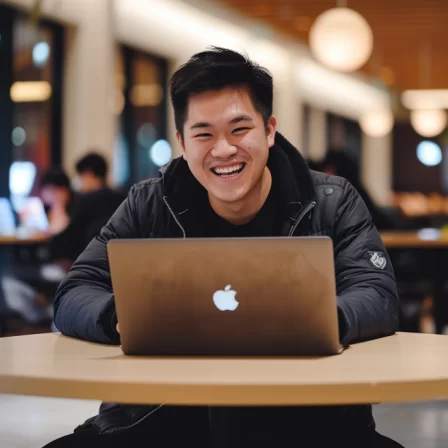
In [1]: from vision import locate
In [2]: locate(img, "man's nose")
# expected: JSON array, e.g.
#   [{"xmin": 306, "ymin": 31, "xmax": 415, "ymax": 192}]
[{"xmin": 211, "ymin": 138, "xmax": 238, "ymax": 159}]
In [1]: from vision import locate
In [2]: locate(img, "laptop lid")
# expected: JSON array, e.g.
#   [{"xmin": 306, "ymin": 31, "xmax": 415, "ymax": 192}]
[{"xmin": 108, "ymin": 237, "xmax": 340, "ymax": 356}]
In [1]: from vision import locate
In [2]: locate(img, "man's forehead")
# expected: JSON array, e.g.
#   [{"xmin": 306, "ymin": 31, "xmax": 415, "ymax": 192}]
[{"xmin": 186, "ymin": 87, "xmax": 257, "ymax": 122}]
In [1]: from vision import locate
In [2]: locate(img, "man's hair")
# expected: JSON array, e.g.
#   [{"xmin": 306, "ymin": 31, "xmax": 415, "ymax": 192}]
[
  {"xmin": 39, "ymin": 167, "xmax": 71, "ymax": 190},
  {"xmin": 75, "ymin": 152, "xmax": 108, "ymax": 180},
  {"xmin": 170, "ymin": 47, "xmax": 273, "ymax": 138}
]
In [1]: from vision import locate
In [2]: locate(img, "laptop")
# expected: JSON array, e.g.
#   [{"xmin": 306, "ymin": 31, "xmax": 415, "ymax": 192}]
[
  {"xmin": 107, "ymin": 237, "xmax": 342, "ymax": 356},
  {"xmin": 0, "ymin": 198, "xmax": 16, "ymax": 236},
  {"xmin": 17, "ymin": 197, "xmax": 49, "ymax": 232}
]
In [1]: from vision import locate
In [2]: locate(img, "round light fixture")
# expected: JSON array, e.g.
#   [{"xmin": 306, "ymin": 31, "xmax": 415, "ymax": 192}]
[
  {"xmin": 149, "ymin": 139, "xmax": 172, "ymax": 167},
  {"xmin": 410, "ymin": 109, "xmax": 447, "ymax": 137},
  {"xmin": 359, "ymin": 109, "xmax": 394, "ymax": 137},
  {"xmin": 309, "ymin": 7, "xmax": 374, "ymax": 72},
  {"xmin": 416, "ymin": 140, "xmax": 442, "ymax": 167}
]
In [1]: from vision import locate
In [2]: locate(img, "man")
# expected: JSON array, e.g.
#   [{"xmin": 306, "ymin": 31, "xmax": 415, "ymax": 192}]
[
  {"xmin": 75, "ymin": 152, "xmax": 110, "ymax": 193},
  {"xmin": 49, "ymin": 152, "xmax": 126, "ymax": 261},
  {"xmin": 48, "ymin": 48, "xmax": 401, "ymax": 448},
  {"xmin": 316, "ymin": 150, "xmax": 399, "ymax": 231}
]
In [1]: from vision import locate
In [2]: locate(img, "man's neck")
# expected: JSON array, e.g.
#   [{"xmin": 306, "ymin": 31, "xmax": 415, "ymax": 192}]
[{"xmin": 208, "ymin": 167, "xmax": 272, "ymax": 225}]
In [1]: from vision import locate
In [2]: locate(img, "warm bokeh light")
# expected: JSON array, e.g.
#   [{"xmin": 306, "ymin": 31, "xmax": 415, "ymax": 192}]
[
  {"xmin": 359, "ymin": 109, "xmax": 394, "ymax": 137},
  {"xmin": 10, "ymin": 81, "xmax": 52, "ymax": 103},
  {"xmin": 309, "ymin": 7, "xmax": 374, "ymax": 72},
  {"xmin": 410, "ymin": 109, "xmax": 447, "ymax": 137}
]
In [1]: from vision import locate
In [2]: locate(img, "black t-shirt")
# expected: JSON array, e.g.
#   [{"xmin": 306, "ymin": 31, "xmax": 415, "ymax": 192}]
[{"xmin": 192, "ymin": 167, "xmax": 283, "ymax": 238}]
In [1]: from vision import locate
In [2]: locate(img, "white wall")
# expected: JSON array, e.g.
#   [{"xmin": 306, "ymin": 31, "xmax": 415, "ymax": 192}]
[
  {"xmin": 362, "ymin": 133, "xmax": 393, "ymax": 206},
  {"xmin": 62, "ymin": 0, "xmax": 115, "ymax": 180}
]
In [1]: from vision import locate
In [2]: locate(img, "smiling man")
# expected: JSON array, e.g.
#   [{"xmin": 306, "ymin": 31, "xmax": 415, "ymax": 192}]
[{"xmin": 48, "ymin": 48, "xmax": 401, "ymax": 448}]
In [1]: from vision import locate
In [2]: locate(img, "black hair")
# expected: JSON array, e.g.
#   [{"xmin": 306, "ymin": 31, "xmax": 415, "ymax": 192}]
[
  {"xmin": 39, "ymin": 167, "xmax": 71, "ymax": 190},
  {"xmin": 75, "ymin": 152, "xmax": 108, "ymax": 180},
  {"xmin": 170, "ymin": 46, "xmax": 273, "ymax": 138}
]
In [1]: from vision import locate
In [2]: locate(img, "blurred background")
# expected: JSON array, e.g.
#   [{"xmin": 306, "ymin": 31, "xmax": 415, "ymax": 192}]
[
  {"xmin": 1, "ymin": 2, "xmax": 448, "ymax": 446},
  {"xmin": 0, "ymin": 0, "xmax": 448, "ymax": 337}
]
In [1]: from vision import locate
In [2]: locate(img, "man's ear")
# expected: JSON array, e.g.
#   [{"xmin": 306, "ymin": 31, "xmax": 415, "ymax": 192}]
[
  {"xmin": 176, "ymin": 131, "xmax": 187, "ymax": 160},
  {"xmin": 266, "ymin": 115, "xmax": 277, "ymax": 148}
]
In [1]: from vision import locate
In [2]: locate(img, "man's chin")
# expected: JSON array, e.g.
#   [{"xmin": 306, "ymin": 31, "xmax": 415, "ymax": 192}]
[{"xmin": 207, "ymin": 189, "xmax": 247, "ymax": 206}]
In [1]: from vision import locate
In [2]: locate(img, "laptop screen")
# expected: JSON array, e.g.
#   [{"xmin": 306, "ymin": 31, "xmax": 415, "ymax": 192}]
[
  {"xmin": 18, "ymin": 197, "xmax": 49, "ymax": 232},
  {"xmin": 0, "ymin": 198, "xmax": 16, "ymax": 236}
]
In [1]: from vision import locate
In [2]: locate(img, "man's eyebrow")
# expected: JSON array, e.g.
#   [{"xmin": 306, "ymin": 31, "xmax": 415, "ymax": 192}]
[
  {"xmin": 229, "ymin": 115, "xmax": 253, "ymax": 124},
  {"xmin": 189, "ymin": 115, "xmax": 253, "ymax": 130},
  {"xmin": 190, "ymin": 122, "xmax": 211, "ymax": 130}
]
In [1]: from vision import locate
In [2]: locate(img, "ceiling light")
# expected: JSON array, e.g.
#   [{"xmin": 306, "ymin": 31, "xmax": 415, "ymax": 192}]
[
  {"xmin": 410, "ymin": 109, "xmax": 447, "ymax": 138},
  {"xmin": 359, "ymin": 109, "xmax": 394, "ymax": 137},
  {"xmin": 10, "ymin": 81, "xmax": 52, "ymax": 102},
  {"xmin": 309, "ymin": 7, "xmax": 374, "ymax": 72},
  {"xmin": 416, "ymin": 141, "xmax": 442, "ymax": 167}
]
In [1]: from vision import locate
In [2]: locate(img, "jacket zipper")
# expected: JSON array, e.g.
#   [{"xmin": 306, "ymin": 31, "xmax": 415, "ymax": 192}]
[
  {"xmin": 104, "ymin": 404, "xmax": 165, "ymax": 435},
  {"xmin": 288, "ymin": 201, "xmax": 316, "ymax": 236},
  {"xmin": 163, "ymin": 196, "xmax": 186, "ymax": 238}
]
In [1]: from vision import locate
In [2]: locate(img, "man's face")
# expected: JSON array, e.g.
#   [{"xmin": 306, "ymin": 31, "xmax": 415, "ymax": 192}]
[
  {"xmin": 77, "ymin": 171, "xmax": 99, "ymax": 193},
  {"xmin": 177, "ymin": 87, "xmax": 276, "ymax": 207}
]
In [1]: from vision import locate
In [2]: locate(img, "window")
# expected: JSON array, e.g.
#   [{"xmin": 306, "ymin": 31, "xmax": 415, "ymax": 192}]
[
  {"xmin": 0, "ymin": 6, "xmax": 63, "ymax": 198},
  {"xmin": 114, "ymin": 46, "xmax": 169, "ymax": 187}
]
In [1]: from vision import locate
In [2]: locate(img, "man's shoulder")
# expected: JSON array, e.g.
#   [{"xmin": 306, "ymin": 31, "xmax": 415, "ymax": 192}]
[
  {"xmin": 309, "ymin": 170, "xmax": 349, "ymax": 198},
  {"xmin": 128, "ymin": 177, "xmax": 165, "ymax": 211},
  {"xmin": 131, "ymin": 177, "xmax": 164, "ymax": 196}
]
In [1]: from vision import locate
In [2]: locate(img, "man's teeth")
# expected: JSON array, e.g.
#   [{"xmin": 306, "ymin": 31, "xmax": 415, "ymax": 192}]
[{"xmin": 213, "ymin": 164, "xmax": 243, "ymax": 175}]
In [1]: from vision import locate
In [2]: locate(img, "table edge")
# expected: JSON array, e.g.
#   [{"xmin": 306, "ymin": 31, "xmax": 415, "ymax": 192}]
[{"xmin": 1, "ymin": 375, "xmax": 447, "ymax": 405}]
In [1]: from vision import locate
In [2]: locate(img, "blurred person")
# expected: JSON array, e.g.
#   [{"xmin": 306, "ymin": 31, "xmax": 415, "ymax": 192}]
[
  {"xmin": 1, "ymin": 167, "xmax": 75, "ymax": 325},
  {"xmin": 39, "ymin": 167, "xmax": 74, "ymax": 235},
  {"xmin": 48, "ymin": 48, "xmax": 401, "ymax": 448},
  {"xmin": 317, "ymin": 150, "xmax": 398, "ymax": 231},
  {"xmin": 75, "ymin": 152, "xmax": 109, "ymax": 193},
  {"xmin": 49, "ymin": 152, "xmax": 127, "ymax": 261}
]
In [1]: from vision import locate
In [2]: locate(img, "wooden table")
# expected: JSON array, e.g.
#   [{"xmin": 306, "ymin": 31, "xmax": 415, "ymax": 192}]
[
  {"xmin": 0, "ymin": 233, "xmax": 48, "ymax": 245},
  {"xmin": 0, "ymin": 332, "xmax": 447, "ymax": 406}
]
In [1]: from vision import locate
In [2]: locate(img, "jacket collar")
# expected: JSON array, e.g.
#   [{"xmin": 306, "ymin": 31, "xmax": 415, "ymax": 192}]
[{"xmin": 160, "ymin": 132, "xmax": 317, "ymax": 218}]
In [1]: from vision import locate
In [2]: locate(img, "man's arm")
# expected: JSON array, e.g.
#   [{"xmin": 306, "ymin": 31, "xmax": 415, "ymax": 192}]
[
  {"xmin": 53, "ymin": 186, "xmax": 140, "ymax": 345},
  {"xmin": 333, "ymin": 182, "xmax": 400, "ymax": 346}
]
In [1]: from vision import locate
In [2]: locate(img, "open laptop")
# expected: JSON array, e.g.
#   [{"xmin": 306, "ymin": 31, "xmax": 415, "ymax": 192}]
[
  {"xmin": 17, "ymin": 197, "xmax": 49, "ymax": 232},
  {"xmin": 107, "ymin": 237, "xmax": 342, "ymax": 356},
  {"xmin": 0, "ymin": 198, "xmax": 16, "ymax": 236}
]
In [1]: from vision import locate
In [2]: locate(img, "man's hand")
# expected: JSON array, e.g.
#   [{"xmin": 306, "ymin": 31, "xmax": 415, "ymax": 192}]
[{"xmin": 116, "ymin": 323, "xmax": 120, "ymax": 334}]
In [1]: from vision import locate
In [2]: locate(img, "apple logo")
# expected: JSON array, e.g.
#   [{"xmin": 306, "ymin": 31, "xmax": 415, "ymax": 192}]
[{"xmin": 213, "ymin": 285, "xmax": 239, "ymax": 311}]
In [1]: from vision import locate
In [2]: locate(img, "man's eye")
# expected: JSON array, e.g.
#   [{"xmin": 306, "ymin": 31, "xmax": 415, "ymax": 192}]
[
  {"xmin": 194, "ymin": 133, "xmax": 212, "ymax": 138},
  {"xmin": 232, "ymin": 127, "xmax": 249, "ymax": 134}
]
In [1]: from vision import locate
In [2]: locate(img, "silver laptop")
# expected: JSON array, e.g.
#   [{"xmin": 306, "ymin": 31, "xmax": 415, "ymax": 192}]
[{"xmin": 107, "ymin": 237, "xmax": 341, "ymax": 356}]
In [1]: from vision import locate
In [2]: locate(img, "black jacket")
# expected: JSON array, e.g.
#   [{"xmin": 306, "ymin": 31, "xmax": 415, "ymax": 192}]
[{"xmin": 54, "ymin": 133, "xmax": 399, "ymax": 436}]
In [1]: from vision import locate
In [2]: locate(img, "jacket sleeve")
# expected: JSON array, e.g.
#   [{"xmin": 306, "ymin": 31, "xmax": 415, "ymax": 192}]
[
  {"xmin": 53, "ymin": 186, "xmax": 140, "ymax": 345},
  {"xmin": 333, "ymin": 182, "xmax": 400, "ymax": 346}
]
